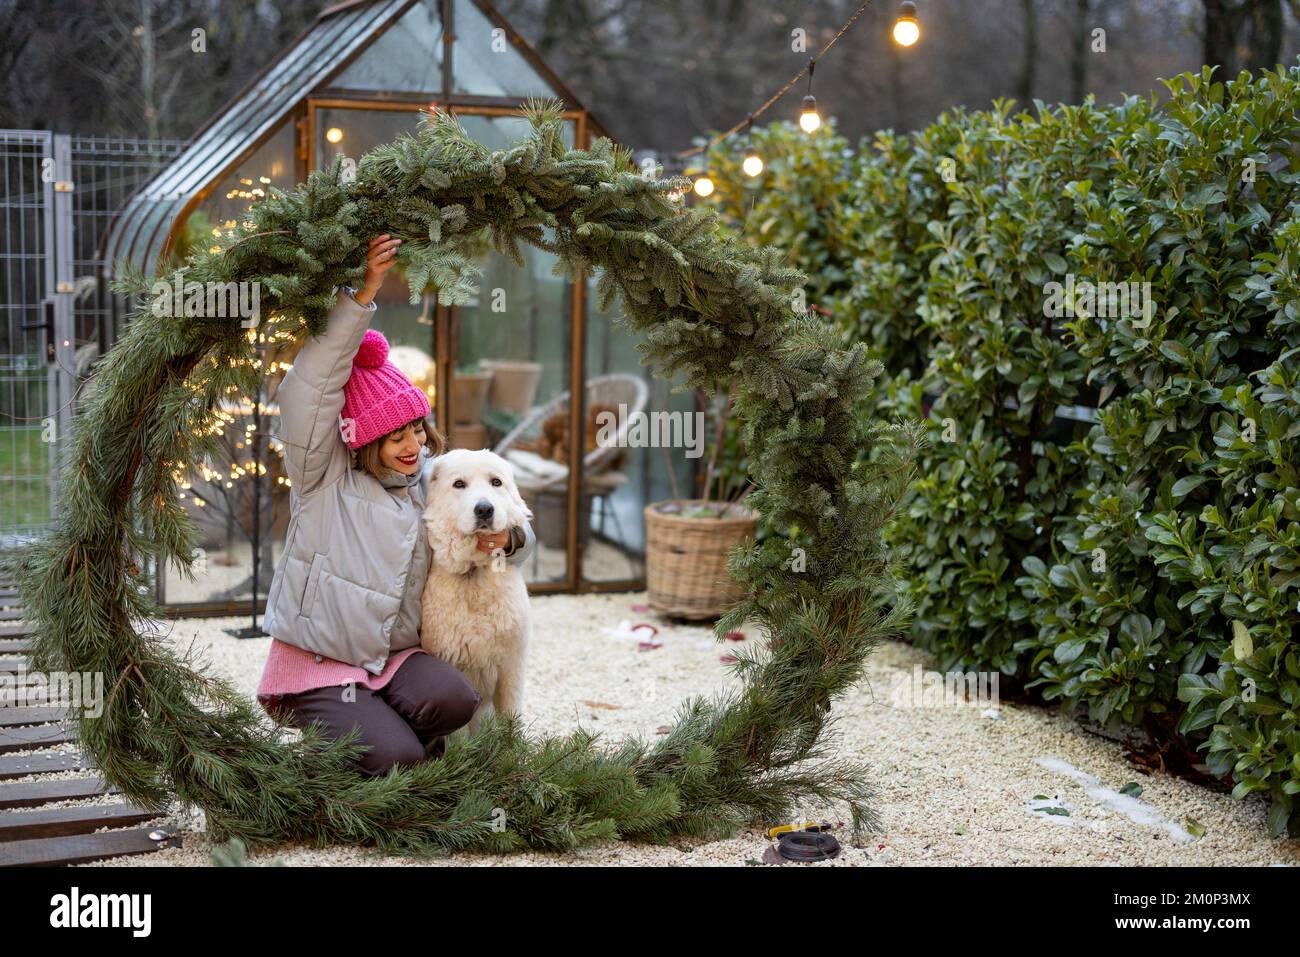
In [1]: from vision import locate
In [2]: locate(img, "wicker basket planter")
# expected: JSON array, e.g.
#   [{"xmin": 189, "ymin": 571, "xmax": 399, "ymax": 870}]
[{"xmin": 644, "ymin": 499, "xmax": 758, "ymax": 620}]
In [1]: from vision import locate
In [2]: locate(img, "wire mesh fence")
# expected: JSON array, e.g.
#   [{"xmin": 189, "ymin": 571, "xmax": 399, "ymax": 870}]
[{"xmin": 0, "ymin": 131, "xmax": 186, "ymax": 547}]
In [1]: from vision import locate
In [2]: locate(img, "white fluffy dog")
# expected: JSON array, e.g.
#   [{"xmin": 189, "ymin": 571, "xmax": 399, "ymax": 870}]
[{"xmin": 420, "ymin": 448, "xmax": 533, "ymax": 736}]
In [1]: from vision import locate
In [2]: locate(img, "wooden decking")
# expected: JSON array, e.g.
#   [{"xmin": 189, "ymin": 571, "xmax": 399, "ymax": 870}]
[{"xmin": 0, "ymin": 581, "xmax": 182, "ymax": 866}]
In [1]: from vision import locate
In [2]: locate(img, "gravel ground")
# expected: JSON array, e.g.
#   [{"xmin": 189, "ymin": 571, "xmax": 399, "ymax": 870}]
[{"xmin": 18, "ymin": 591, "xmax": 1291, "ymax": 867}]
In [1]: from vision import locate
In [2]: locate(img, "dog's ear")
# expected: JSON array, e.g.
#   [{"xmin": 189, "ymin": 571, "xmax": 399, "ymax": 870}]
[
  {"xmin": 510, "ymin": 484, "xmax": 533, "ymax": 522},
  {"xmin": 497, "ymin": 459, "xmax": 533, "ymax": 522}
]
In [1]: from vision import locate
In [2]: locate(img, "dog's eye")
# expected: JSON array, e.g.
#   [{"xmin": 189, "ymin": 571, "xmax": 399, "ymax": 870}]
[
  {"xmin": 453, "ymin": 479, "xmax": 466, "ymax": 489},
  {"xmin": 490, "ymin": 477, "xmax": 502, "ymax": 487}
]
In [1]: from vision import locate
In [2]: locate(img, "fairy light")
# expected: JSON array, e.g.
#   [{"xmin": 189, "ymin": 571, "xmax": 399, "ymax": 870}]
[
  {"xmin": 799, "ymin": 59, "xmax": 822, "ymax": 134},
  {"xmin": 893, "ymin": 1, "xmax": 921, "ymax": 46}
]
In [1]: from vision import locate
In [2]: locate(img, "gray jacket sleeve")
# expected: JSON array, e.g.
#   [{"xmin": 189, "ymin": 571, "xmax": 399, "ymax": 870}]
[
  {"xmin": 275, "ymin": 287, "xmax": 375, "ymax": 496},
  {"xmin": 503, "ymin": 522, "xmax": 537, "ymax": 566}
]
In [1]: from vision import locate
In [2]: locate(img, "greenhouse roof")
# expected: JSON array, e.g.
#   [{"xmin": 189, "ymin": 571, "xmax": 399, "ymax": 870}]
[{"xmin": 103, "ymin": 0, "xmax": 614, "ymax": 281}]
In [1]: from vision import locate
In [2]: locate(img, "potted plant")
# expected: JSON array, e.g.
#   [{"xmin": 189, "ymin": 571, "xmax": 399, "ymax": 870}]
[
  {"xmin": 451, "ymin": 361, "xmax": 493, "ymax": 424},
  {"xmin": 479, "ymin": 359, "xmax": 542, "ymax": 416},
  {"xmin": 644, "ymin": 379, "xmax": 758, "ymax": 620}
]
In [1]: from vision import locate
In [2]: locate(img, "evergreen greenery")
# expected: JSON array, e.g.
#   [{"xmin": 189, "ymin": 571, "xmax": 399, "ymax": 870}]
[{"xmin": 12, "ymin": 101, "xmax": 918, "ymax": 853}]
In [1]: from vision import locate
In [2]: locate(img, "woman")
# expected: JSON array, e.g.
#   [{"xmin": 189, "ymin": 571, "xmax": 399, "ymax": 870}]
[{"xmin": 256, "ymin": 234, "xmax": 536, "ymax": 776}]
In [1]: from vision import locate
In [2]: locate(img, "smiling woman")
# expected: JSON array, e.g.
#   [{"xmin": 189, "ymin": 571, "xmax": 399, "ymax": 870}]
[
  {"xmin": 13, "ymin": 101, "xmax": 918, "ymax": 854},
  {"xmin": 351, "ymin": 400, "xmax": 446, "ymax": 485},
  {"xmin": 364, "ymin": 417, "xmax": 438, "ymax": 477}
]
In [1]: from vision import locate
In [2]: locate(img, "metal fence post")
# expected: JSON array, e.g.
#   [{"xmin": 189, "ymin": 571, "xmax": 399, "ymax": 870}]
[{"xmin": 51, "ymin": 134, "xmax": 76, "ymax": 471}]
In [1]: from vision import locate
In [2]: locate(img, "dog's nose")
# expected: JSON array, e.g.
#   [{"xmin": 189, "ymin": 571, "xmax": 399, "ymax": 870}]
[{"xmin": 473, "ymin": 500, "xmax": 494, "ymax": 523}]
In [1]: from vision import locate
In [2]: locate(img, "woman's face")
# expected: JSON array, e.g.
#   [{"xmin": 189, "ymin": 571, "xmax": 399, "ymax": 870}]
[{"xmin": 378, "ymin": 419, "xmax": 427, "ymax": 476}]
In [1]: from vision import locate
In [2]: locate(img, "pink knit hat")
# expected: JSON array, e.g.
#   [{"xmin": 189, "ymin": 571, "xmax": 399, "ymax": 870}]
[{"xmin": 340, "ymin": 329, "xmax": 431, "ymax": 450}]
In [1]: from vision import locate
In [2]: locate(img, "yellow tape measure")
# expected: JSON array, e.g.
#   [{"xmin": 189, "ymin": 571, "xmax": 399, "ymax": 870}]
[{"xmin": 767, "ymin": 820, "xmax": 833, "ymax": 840}]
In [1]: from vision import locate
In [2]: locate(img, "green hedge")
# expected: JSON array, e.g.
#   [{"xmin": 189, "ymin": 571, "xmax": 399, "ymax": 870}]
[{"xmin": 708, "ymin": 65, "xmax": 1300, "ymax": 836}]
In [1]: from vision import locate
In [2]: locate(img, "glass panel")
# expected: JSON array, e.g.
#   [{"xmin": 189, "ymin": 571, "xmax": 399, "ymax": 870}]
[
  {"xmin": 314, "ymin": 106, "xmax": 426, "ymax": 173},
  {"xmin": 452, "ymin": 0, "xmax": 557, "ymax": 98},
  {"xmin": 160, "ymin": 389, "xmax": 281, "ymax": 618},
  {"xmin": 580, "ymin": 274, "xmax": 695, "ymax": 585},
  {"xmin": 161, "ymin": 108, "xmax": 575, "ymax": 607},
  {"xmin": 313, "ymin": 106, "xmax": 436, "ymax": 358},
  {"xmin": 448, "ymin": 111, "xmax": 574, "ymax": 151},
  {"xmin": 333, "ymin": 0, "xmax": 444, "ymax": 93},
  {"xmin": 311, "ymin": 109, "xmax": 572, "ymax": 363},
  {"xmin": 129, "ymin": 198, "xmax": 183, "ymax": 279},
  {"xmin": 448, "ymin": 116, "xmax": 572, "ymax": 584},
  {"xmin": 162, "ymin": 121, "xmax": 297, "ymax": 611}
]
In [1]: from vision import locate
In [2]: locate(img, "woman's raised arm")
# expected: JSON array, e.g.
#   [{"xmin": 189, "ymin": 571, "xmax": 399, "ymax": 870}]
[{"xmin": 276, "ymin": 235, "xmax": 401, "ymax": 495}]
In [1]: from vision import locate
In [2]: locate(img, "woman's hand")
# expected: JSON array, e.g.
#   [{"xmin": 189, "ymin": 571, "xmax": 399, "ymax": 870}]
[
  {"xmin": 476, "ymin": 530, "xmax": 511, "ymax": 553},
  {"xmin": 353, "ymin": 234, "xmax": 402, "ymax": 306}
]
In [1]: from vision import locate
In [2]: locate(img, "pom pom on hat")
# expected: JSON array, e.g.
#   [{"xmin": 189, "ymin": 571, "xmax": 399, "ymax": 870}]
[{"xmin": 353, "ymin": 329, "xmax": 389, "ymax": 369}]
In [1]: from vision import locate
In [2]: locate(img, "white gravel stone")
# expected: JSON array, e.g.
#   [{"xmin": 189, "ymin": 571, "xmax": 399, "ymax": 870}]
[{"xmin": 40, "ymin": 591, "xmax": 1296, "ymax": 866}]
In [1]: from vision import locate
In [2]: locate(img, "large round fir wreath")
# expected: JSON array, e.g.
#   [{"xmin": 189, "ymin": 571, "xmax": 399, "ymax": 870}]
[{"xmin": 15, "ymin": 102, "xmax": 917, "ymax": 854}]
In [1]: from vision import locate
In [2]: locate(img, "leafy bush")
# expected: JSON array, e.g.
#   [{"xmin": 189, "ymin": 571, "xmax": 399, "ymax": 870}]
[
  {"xmin": 702, "ymin": 118, "xmax": 858, "ymax": 310},
  {"xmin": 709, "ymin": 65, "xmax": 1300, "ymax": 835},
  {"xmin": 1021, "ymin": 69, "xmax": 1300, "ymax": 835}
]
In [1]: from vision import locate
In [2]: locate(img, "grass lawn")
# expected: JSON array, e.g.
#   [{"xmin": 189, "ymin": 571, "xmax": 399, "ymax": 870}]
[{"xmin": 0, "ymin": 425, "xmax": 54, "ymax": 532}]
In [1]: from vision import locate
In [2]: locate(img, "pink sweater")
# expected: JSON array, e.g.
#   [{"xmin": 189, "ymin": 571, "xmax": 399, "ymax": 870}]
[{"xmin": 256, "ymin": 639, "xmax": 426, "ymax": 713}]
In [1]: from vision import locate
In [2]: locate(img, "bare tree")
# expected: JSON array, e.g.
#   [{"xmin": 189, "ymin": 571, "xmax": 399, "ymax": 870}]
[
  {"xmin": 0, "ymin": 0, "xmax": 320, "ymax": 136},
  {"xmin": 1203, "ymin": 0, "xmax": 1285, "ymax": 77},
  {"xmin": 1019, "ymin": 0, "xmax": 1039, "ymax": 103},
  {"xmin": 1072, "ymin": 0, "xmax": 1092, "ymax": 102},
  {"xmin": 1245, "ymin": 0, "xmax": 1284, "ymax": 71}
]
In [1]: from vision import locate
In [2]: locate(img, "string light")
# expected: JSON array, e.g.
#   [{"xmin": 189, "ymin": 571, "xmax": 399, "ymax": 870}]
[
  {"xmin": 668, "ymin": 0, "xmax": 922, "ymax": 187},
  {"xmin": 893, "ymin": 1, "xmax": 921, "ymax": 46},
  {"xmin": 798, "ymin": 58, "xmax": 822, "ymax": 133},
  {"xmin": 741, "ymin": 116, "xmax": 764, "ymax": 177},
  {"xmin": 674, "ymin": 0, "xmax": 880, "ymax": 161}
]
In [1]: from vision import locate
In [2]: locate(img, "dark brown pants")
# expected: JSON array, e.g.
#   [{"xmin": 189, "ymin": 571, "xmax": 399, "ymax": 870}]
[{"xmin": 272, "ymin": 651, "xmax": 481, "ymax": 777}]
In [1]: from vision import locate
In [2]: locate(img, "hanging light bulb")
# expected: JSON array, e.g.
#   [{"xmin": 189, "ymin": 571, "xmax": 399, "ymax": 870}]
[
  {"xmin": 738, "ymin": 115, "xmax": 764, "ymax": 177},
  {"xmin": 693, "ymin": 175, "xmax": 715, "ymax": 197},
  {"xmin": 799, "ymin": 95, "xmax": 822, "ymax": 133},
  {"xmin": 799, "ymin": 58, "xmax": 821, "ymax": 133},
  {"xmin": 325, "ymin": 127, "xmax": 344, "ymax": 144},
  {"xmin": 893, "ymin": 1, "xmax": 921, "ymax": 47}
]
